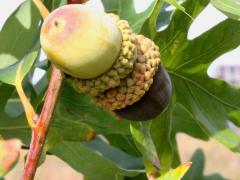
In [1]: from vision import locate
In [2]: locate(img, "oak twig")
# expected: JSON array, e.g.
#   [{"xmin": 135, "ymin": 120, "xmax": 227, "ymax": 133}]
[
  {"xmin": 21, "ymin": 66, "xmax": 63, "ymax": 180},
  {"xmin": 21, "ymin": 0, "xmax": 88, "ymax": 178}
]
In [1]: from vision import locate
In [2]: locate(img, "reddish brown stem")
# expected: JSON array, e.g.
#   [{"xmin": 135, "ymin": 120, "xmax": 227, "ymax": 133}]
[
  {"xmin": 21, "ymin": 66, "xmax": 64, "ymax": 180},
  {"xmin": 67, "ymin": 0, "xmax": 89, "ymax": 4}
]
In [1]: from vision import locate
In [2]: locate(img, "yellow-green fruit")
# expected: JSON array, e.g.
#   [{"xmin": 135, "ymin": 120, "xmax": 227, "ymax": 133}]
[{"xmin": 40, "ymin": 5, "xmax": 122, "ymax": 79}]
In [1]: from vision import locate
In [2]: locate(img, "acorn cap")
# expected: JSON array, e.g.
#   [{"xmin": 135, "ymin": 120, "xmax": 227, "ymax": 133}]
[{"xmin": 95, "ymin": 35, "xmax": 161, "ymax": 110}]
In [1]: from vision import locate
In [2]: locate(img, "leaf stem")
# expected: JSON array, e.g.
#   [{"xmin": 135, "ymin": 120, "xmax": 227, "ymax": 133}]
[
  {"xmin": 21, "ymin": 66, "xmax": 64, "ymax": 180},
  {"xmin": 32, "ymin": 0, "xmax": 49, "ymax": 19},
  {"xmin": 15, "ymin": 83, "xmax": 36, "ymax": 128},
  {"xmin": 15, "ymin": 52, "xmax": 38, "ymax": 128}
]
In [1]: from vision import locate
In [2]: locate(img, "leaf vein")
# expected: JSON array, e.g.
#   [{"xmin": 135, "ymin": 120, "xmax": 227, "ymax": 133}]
[{"xmin": 169, "ymin": 71, "xmax": 239, "ymax": 109}]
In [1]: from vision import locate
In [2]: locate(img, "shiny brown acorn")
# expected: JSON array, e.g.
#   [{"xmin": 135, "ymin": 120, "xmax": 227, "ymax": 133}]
[
  {"xmin": 115, "ymin": 65, "xmax": 172, "ymax": 121},
  {"xmin": 40, "ymin": 4, "xmax": 172, "ymax": 121}
]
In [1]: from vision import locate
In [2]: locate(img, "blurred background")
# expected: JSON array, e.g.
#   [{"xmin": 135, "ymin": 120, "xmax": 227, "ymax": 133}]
[{"xmin": 1, "ymin": 0, "xmax": 240, "ymax": 179}]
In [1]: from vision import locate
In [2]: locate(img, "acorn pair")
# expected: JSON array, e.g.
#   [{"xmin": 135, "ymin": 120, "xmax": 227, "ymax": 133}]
[{"xmin": 40, "ymin": 4, "xmax": 171, "ymax": 121}]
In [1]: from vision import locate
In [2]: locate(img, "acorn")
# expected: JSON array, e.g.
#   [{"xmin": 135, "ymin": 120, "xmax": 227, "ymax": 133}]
[
  {"xmin": 115, "ymin": 65, "xmax": 172, "ymax": 121},
  {"xmin": 41, "ymin": 5, "xmax": 122, "ymax": 79},
  {"xmin": 40, "ymin": 4, "xmax": 172, "ymax": 121}
]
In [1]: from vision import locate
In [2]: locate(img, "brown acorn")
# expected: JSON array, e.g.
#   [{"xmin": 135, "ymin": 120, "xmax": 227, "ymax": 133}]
[{"xmin": 115, "ymin": 65, "xmax": 172, "ymax": 121}]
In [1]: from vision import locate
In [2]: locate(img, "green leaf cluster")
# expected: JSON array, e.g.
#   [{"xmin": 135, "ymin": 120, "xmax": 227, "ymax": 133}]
[{"xmin": 211, "ymin": 0, "xmax": 240, "ymax": 20}]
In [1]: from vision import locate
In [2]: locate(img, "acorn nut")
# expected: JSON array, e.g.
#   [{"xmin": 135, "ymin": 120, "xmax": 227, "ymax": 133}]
[
  {"xmin": 40, "ymin": 5, "xmax": 122, "ymax": 79},
  {"xmin": 115, "ymin": 65, "xmax": 172, "ymax": 121}
]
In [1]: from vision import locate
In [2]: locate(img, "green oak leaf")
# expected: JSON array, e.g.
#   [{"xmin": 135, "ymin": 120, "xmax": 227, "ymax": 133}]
[
  {"xmin": 151, "ymin": 105, "xmax": 173, "ymax": 173},
  {"xmin": 102, "ymin": 0, "xmax": 189, "ymax": 36},
  {"xmin": 101, "ymin": 0, "xmax": 159, "ymax": 33},
  {"xmin": 157, "ymin": 162, "xmax": 191, "ymax": 180},
  {"xmin": 56, "ymin": 83, "xmax": 130, "ymax": 135},
  {"xmin": 124, "ymin": 173, "xmax": 148, "ymax": 180},
  {"xmin": 182, "ymin": 149, "xmax": 225, "ymax": 180},
  {"xmin": 0, "ymin": 84, "xmax": 30, "ymax": 144},
  {"xmin": 211, "ymin": 0, "xmax": 240, "ymax": 20},
  {"xmin": 140, "ymin": 0, "xmax": 164, "ymax": 39},
  {"xmin": 156, "ymin": 3, "xmax": 176, "ymax": 31},
  {"xmin": 165, "ymin": 0, "xmax": 184, "ymax": 11},
  {"xmin": 44, "ymin": 0, "xmax": 67, "ymax": 11},
  {"xmin": 164, "ymin": 0, "xmax": 192, "ymax": 20},
  {"xmin": 0, "ymin": 51, "xmax": 38, "ymax": 86},
  {"xmin": 172, "ymin": 104, "xmax": 209, "ymax": 140},
  {"xmin": 0, "ymin": 83, "xmax": 96, "ymax": 148},
  {"xmin": 50, "ymin": 138, "xmax": 144, "ymax": 180},
  {"xmin": 169, "ymin": 103, "xmax": 209, "ymax": 167},
  {"xmin": 82, "ymin": 138, "xmax": 144, "ymax": 170},
  {"xmin": 228, "ymin": 109, "xmax": 240, "ymax": 127},
  {"xmin": 0, "ymin": 50, "xmax": 38, "ymax": 127},
  {"xmin": 156, "ymin": 0, "xmax": 240, "ymax": 151},
  {"xmin": 104, "ymin": 134, "xmax": 141, "ymax": 157},
  {"xmin": 0, "ymin": 0, "xmax": 41, "ymax": 127},
  {"xmin": 0, "ymin": 0, "xmax": 40, "ymax": 66},
  {"xmin": 130, "ymin": 122, "xmax": 160, "ymax": 176},
  {"xmin": 46, "ymin": 117, "xmax": 95, "ymax": 149}
]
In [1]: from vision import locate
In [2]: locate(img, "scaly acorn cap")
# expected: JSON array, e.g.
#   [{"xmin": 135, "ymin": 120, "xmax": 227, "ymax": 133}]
[
  {"xmin": 95, "ymin": 35, "xmax": 161, "ymax": 110},
  {"xmin": 68, "ymin": 14, "xmax": 137, "ymax": 96},
  {"xmin": 40, "ymin": 5, "xmax": 122, "ymax": 79}
]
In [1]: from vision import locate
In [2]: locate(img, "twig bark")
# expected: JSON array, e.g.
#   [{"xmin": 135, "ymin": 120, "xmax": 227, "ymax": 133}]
[
  {"xmin": 21, "ymin": 66, "xmax": 64, "ymax": 180},
  {"xmin": 21, "ymin": 0, "xmax": 87, "ymax": 178}
]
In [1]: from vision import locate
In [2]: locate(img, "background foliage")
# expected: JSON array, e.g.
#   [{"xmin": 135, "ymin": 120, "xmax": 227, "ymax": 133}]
[{"xmin": 0, "ymin": 0, "xmax": 240, "ymax": 179}]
